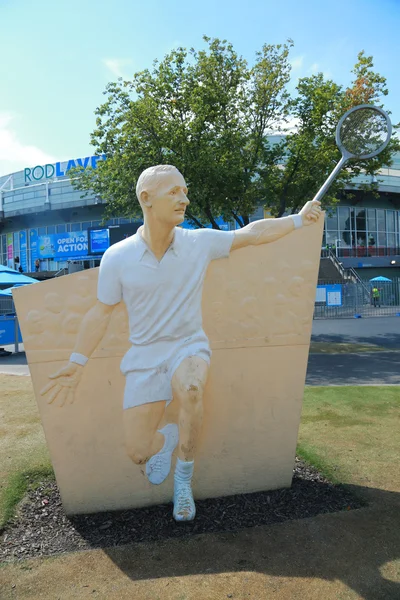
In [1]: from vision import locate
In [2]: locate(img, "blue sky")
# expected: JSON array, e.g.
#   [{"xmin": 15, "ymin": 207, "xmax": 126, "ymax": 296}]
[{"xmin": 0, "ymin": 0, "xmax": 399, "ymax": 176}]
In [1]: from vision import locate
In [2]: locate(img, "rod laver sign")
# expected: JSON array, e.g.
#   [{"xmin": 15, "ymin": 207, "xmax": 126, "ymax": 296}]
[{"xmin": 24, "ymin": 155, "xmax": 106, "ymax": 183}]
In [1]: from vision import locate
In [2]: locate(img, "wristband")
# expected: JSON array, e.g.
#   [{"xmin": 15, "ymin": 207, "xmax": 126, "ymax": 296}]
[
  {"xmin": 291, "ymin": 214, "xmax": 303, "ymax": 229},
  {"xmin": 70, "ymin": 352, "xmax": 89, "ymax": 366}
]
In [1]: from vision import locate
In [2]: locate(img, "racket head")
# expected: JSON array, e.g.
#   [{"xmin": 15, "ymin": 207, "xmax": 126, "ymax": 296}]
[{"xmin": 335, "ymin": 104, "xmax": 392, "ymax": 160}]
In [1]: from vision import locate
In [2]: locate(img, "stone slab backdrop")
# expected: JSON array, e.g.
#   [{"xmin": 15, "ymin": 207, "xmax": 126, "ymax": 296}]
[{"xmin": 13, "ymin": 217, "xmax": 323, "ymax": 515}]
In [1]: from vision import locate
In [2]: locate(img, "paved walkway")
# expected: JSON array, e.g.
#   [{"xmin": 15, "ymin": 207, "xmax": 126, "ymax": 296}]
[{"xmin": 306, "ymin": 351, "xmax": 400, "ymax": 385}]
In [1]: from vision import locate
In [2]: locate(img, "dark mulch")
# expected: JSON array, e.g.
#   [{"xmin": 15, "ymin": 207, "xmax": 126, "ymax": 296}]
[{"xmin": 1, "ymin": 457, "xmax": 365, "ymax": 562}]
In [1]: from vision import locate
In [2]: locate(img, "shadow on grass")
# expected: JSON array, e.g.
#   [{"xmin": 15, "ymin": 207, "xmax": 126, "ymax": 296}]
[{"xmin": 98, "ymin": 485, "xmax": 399, "ymax": 600}]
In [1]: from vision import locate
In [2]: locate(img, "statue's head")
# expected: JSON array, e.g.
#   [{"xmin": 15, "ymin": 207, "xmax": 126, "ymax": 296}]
[{"xmin": 136, "ymin": 165, "xmax": 189, "ymax": 226}]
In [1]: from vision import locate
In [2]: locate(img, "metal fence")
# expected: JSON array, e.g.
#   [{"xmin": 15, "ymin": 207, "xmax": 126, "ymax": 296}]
[
  {"xmin": 314, "ymin": 278, "xmax": 400, "ymax": 319},
  {"xmin": 0, "ymin": 296, "xmax": 14, "ymax": 316}
]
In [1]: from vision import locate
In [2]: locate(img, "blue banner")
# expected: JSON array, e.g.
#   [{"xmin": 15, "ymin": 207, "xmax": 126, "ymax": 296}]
[
  {"xmin": 0, "ymin": 317, "xmax": 22, "ymax": 346},
  {"xmin": 38, "ymin": 231, "xmax": 88, "ymax": 259},
  {"xmin": 29, "ymin": 229, "xmax": 38, "ymax": 271},
  {"xmin": 19, "ymin": 231, "xmax": 28, "ymax": 272}
]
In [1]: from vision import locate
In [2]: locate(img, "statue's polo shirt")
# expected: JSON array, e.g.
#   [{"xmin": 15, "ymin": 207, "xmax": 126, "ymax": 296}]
[{"xmin": 97, "ymin": 226, "xmax": 234, "ymax": 371}]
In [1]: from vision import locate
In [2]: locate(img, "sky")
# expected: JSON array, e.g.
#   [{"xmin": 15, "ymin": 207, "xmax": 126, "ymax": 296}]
[{"xmin": 0, "ymin": 0, "xmax": 399, "ymax": 176}]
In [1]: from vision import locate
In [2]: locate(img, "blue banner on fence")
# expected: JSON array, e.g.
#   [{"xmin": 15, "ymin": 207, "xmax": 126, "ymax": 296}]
[
  {"xmin": 37, "ymin": 231, "xmax": 89, "ymax": 259},
  {"xmin": 0, "ymin": 317, "xmax": 22, "ymax": 346}
]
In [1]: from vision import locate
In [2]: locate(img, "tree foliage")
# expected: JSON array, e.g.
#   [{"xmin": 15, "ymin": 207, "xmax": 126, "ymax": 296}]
[{"xmin": 72, "ymin": 38, "xmax": 399, "ymax": 227}]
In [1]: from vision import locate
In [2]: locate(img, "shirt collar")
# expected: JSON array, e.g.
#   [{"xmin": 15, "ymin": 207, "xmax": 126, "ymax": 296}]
[{"xmin": 135, "ymin": 226, "xmax": 181, "ymax": 261}]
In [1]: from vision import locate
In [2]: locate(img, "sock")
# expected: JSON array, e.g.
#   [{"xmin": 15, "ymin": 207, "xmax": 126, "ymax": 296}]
[
  {"xmin": 174, "ymin": 457, "xmax": 194, "ymax": 483},
  {"xmin": 158, "ymin": 423, "xmax": 178, "ymax": 454}
]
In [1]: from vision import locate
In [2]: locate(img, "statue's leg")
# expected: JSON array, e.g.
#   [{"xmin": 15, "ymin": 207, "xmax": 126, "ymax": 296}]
[
  {"xmin": 123, "ymin": 401, "xmax": 166, "ymax": 466},
  {"xmin": 171, "ymin": 355, "xmax": 209, "ymax": 521},
  {"xmin": 123, "ymin": 366, "xmax": 179, "ymax": 485}
]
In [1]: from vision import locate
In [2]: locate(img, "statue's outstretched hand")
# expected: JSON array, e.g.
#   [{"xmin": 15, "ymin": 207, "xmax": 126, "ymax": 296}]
[
  {"xmin": 40, "ymin": 362, "xmax": 83, "ymax": 407},
  {"xmin": 300, "ymin": 200, "xmax": 322, "ymax": 226}
]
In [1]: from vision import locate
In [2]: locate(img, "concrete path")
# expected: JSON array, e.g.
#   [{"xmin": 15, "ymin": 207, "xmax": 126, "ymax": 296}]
[{"xmin": 306, "ymin": 351, "xmax": 400, "ymax": 385}]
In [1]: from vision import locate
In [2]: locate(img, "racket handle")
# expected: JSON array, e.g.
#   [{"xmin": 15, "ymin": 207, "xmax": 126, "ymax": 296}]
[{"xmin": 312, "ymin": 156, "xmax": 347, "ymax": 203}]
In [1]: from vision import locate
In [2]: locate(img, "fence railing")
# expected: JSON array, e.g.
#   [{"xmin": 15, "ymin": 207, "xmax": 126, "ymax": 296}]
[{"xmin": 315, "ymin": 278, "xmax": 400, "ymax": 319}]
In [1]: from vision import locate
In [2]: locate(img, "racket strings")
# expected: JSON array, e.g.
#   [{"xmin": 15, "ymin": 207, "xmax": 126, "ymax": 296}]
[{"xmin": 339, "ymin": 108, "xmax": 389, "ymax": 157}]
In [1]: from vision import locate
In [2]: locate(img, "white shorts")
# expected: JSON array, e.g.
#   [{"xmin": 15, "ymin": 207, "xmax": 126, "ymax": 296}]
[{"xmin": 122, "ymin": 340, "xmax": 211, "ymax": 410}]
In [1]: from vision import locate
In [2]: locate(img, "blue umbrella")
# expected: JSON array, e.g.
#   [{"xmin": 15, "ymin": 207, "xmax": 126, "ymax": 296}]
[
  {"xmin": 370, "ymin": 276, "xmax": 392, "ymax": 282},
  {"xmin": 0, "ymin": 272, "xmax": 38, "ymax": 286},
  {"xmin": 0, "ymin": 265, "xmax": 20, "ymax": 274},
  {"xmin": 0, "ymin": 271, "xmax": 37, "ymax": 286}
]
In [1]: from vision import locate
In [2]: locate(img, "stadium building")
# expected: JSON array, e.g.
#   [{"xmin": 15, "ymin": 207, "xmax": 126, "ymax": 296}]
[{"xmin": 1, "ymin": 152, "xmax": 400, "ymax": 280}]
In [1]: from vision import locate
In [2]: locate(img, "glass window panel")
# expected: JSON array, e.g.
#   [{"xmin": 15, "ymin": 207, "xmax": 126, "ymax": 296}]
[
  {"xmin": 72, "ymin": 223, "xmax": 82, "ymax": 231},
  {"xmin": 338, "ymin": 207, "xmax": 350, "ymax": 232},
  {"xmin": 56, "ymin": 224, "xmax": 66, "ymax": 233},
  {"xmin": 325, "ymin": 211, "xmax": 338, "ymax": 230},
  {"xmin": 377, "ymin": 231, "xmax": 387, "ymax": 246},
  {"xmin": 387, "ymin": 233, "xmax": 396, "ymax": 248},
  {"xmin": 325, "ymin": 231, "xmax": 339, "ymax": 245},
  {"xmin": 355, "ymin": 208, "xmax": 366, "ymax": 232},
  {"xmin": 355, "ymin": 231, "xmax": 367, "ymax": 246},
  {"xmin": 386, "ymin": 210, "xmax": 395, "ymax": 232},
  {"xmin": 82, "ymin": 222, "xmax": 92, "ymax": 230},
  {"xmin": 47, "ymin": 226, "xmax": 56, "ymax": 234},
  {"xmin": 377, "ymin": 209, "xmax": 385, "ymax": 232},
  {"xmin": 38, "ymin": 227, "xmax": 46, "ymax": 235},
  {"xmin": 367, "ymin": 209, "xmax": 376, "ymax": 232},
  {"xmin": 367, "ymin": 232, "xmax": 377, "ymax": 247}
]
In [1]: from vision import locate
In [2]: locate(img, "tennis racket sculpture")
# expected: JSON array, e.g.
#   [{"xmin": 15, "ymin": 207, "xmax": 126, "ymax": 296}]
[{"xmin": 313, "ymin": 104, "xmax": 392, "ymax": 202}]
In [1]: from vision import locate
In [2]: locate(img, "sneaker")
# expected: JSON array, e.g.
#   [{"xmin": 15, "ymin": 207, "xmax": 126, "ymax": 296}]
[
  {"xmin": 146, "ymin": 423, "xmax": 179, "ymax": 485},
  {"xmin": 173, "ymin": 480, "xmax": 196, "ymax": 521}
]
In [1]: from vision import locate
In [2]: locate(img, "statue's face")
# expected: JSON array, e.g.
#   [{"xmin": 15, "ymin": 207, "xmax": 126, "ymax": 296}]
[{"xmin": 146, "ymin": 171, "xmax": 189, "ymax": 225}]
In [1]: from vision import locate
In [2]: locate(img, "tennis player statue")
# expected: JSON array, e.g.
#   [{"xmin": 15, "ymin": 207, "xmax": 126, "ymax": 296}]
[{"xmin": 41, "ymin": 164, "xmax": 322, "ymax": 522}]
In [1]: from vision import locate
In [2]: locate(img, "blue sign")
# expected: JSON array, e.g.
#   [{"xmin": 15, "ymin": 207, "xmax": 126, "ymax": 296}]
[
  {"xmin": 0, "ymin": 317, "xmax": 22, "ymax": 346},
  {"xmin": 19, "ymin": 231, "xmax": 28, "ymax": 272},
  {"xmin": 38, "ymin": 231, "xmax": 88, "ymax": 260},
  {"xmin": 88, "ymin": 228, "xmax": 110, "ymax": 254},
  {"xmin": 24, "ymin": 154, "xmax": 106, "ymax": 183},
  {"xmin": 316, "ymin": 284, "xmax": 342, "ymax": 306},
  {"xmin": 29, "ymin": 229, "xmax": 38, "ymax": 271}
]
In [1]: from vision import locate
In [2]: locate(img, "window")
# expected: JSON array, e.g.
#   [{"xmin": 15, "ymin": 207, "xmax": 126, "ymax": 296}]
[
  {"xmin": 377, "ymin": 210, "xmax": 385, "ymax": 232},
  {"xmin": 38, "ymin": 227, "xmax": 46, "ymax": 235},
  {"xmin": 47, "ymin": 226, "xmax": 56, "ymax": 234},
  {"xmin": 56, "ymin": 224, "xmax": 66, "ymax": 233},
  {"xmin": 325, "ymin": 211, "xmax": 338, "ymax": 231},
  {"xmin": 355, "ymin": 208, "xmax": 366, "ymax": 232},
  {"xmin": 367, "ymin": 209, "xmax": 376, "ymax": 233},
  {"xmin": 386, "ymin": 210, "xmax": 395, "ymax": 232}
]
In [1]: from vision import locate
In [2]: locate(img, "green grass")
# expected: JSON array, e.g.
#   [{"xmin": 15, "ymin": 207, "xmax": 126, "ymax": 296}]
[
  {"xmin": 298, "ymin": 386, "xmax": 400, "ymax": 491},
  {"xmin": 0, "ymin": 375, "xmax": 53, "ymax": 530}
]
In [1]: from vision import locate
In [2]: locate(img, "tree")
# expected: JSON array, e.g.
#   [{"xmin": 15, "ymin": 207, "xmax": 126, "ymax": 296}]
[
  {"xmin": 72, "ymin": 41, "xmax": 399, "ymax": 227},
  {"xmin": 266, "ymin": 51, "xmax": 400, "ymax": 217}
]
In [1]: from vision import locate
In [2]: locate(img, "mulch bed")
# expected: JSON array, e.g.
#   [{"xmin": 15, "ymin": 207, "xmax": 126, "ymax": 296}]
[{"xmin": 1, "ymin": 457, "xmax": 365, "ymax": 562}]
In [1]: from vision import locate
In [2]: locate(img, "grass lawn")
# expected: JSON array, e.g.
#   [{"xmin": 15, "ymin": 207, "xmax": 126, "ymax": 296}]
[
  {"xmin": 0, "ymin": 375, "xmax": 399, "ymax": 529},
  {"xmin": 298, "ymin": 386, "xmax": 400, "ymax": 492},
  {"xmin": 0, "ymin": 375, "xmax": 52, "ymax": 530}
]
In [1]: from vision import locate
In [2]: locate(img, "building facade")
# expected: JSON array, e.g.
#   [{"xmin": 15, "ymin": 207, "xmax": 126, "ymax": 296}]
[{"xmin": 1, "ymin": 152, "xmax": 400, "ymax": 278}]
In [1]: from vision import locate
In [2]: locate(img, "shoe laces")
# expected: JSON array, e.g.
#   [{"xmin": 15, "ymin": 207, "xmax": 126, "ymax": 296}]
[
  {"xmin": 149, "ymin": 453, "xmax": 166, "ymax": 473},
  {"xmin": 175, "ymin": 482, "xmax": 194, "ymax": 513}
]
